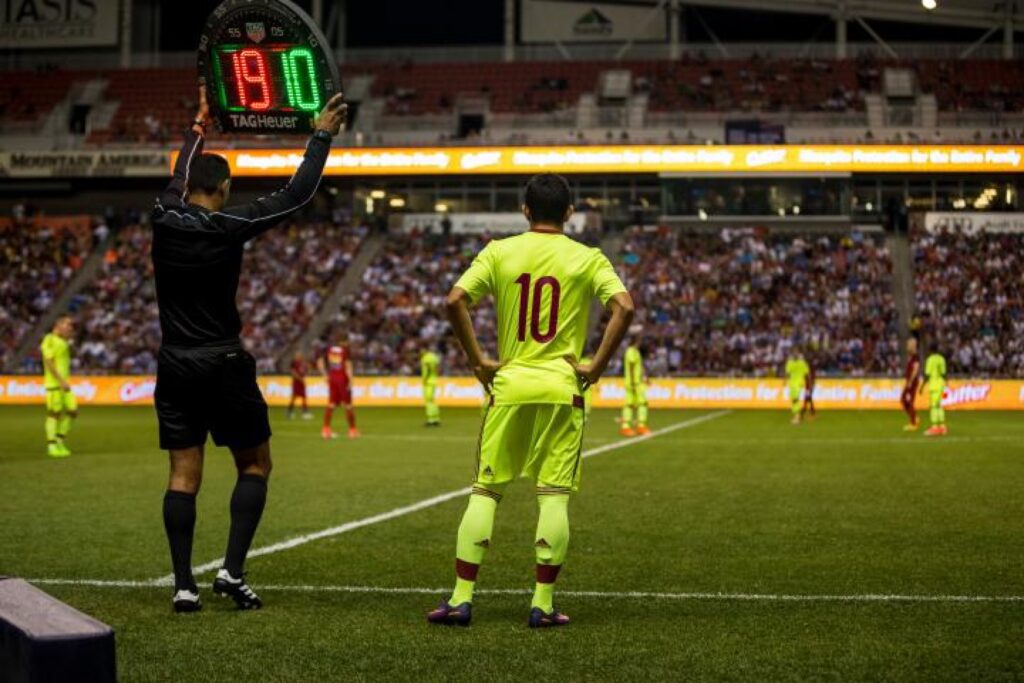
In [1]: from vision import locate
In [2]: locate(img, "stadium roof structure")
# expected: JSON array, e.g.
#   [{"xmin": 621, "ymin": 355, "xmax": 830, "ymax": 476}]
[{"xmin": 682, "ymin": 0, "xmax": 1020, "ymax": 31}]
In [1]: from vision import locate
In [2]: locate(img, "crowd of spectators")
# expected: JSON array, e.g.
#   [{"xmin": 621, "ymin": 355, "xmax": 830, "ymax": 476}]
[
  {"xmin": 605, "ymin": 226, "xmax": 902, "ymax": 377},
  {"xmin": 57, "ymin": 219, "xmax": 364, "ymax": 375},
  {"xmin": 239, "ymin": 222, "xmax": 365, "ymax": 373},
  {"xmin": 70, "ymin": 223, "xmax": 159, "ymax": 374},
  {"xmin": 322, "ymin": 232, "xmax": 500, "ymax": 376},
  {"xmin": 0, "ymin": 217, "xmax": 93, "ymax": 371},
  {"xmin": 912, "ymin": 228, "xmax": 1024, "ymax": 377}
]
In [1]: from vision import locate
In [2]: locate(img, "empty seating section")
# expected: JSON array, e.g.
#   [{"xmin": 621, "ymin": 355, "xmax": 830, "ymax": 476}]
[
  {"xmin": 3, "ymin": 58, "xmax": 1021, "ymax": 137},
  {"xmin": 0, "ymin": 69, "xmax": 78, "ymax": 123}
]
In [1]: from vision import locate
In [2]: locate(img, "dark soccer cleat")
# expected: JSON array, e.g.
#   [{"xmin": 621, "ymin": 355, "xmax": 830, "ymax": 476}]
[
  {"xmin": 172, "ymin": 589, "xmax": 202, "ymax": 613},
  {"xmin": 212, "ymin": 568, "xmax": 262, "ymax": 610},
  {"xmin": 528, "ymin": 607, "xmax": 570, "ymax": 628},
  {"xmin": 426, "ymin": 600, "xmax": 471, "ymax": 626}
]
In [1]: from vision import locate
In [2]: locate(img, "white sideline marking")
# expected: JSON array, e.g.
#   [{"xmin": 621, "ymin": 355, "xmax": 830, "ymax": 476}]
[
  {"xmin": 153, "ymin": 410, "xmax": 732, "ymax": 586},
  {"xmin": 27, "ymin": 578, "xmax": 1024, "ymax": 603},
  {"xmin": 669, "ymin": 436, "xmax": 1024, "ymax": 447}
]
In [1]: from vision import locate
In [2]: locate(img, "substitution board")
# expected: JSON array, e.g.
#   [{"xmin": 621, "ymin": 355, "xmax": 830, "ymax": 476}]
[{"xmin": 197, "ymin": 0, "xmax": 342, "ymax": 134}]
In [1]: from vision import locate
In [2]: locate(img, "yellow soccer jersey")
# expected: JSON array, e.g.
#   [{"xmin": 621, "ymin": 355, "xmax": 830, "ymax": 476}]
[
  {"xmin": 455, "ymin": 231, "xmax": 626, "ymax": 405},
  {"xmin": 785, "ymin": 358, "xmax": 810, "ymax": 387},
  {"xmin": 421, "ymin": 351, "xmax": 440, "ymax": 384},
  {"xmin": 40, "ymin": 333, "xmax": 71, "ymax": 390},
  {"xmin": 925, "ymin": 353, "xmax": 947, "ymax": 391},
  {"xmin": 623, "ymin": 345, "xmax": 644, "ymax": 386}
]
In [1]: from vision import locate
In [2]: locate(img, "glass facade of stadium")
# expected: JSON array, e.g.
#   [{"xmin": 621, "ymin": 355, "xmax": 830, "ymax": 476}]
[{"xmin": 329, "ymin": 174, "xmax": 1020, "ymax": 226}]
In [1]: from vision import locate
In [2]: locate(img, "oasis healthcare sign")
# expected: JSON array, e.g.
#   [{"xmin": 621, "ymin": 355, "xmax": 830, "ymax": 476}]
[{"xmin": 1, "ymin": 376, "xmax": 1021, "ymax": 411}]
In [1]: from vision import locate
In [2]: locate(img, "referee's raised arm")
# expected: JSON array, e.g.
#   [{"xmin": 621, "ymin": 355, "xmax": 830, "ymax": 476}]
[
  {"xmin": 212, "ymin": 93, "xmax": 348, "ymax": 242},
  {"xmin": 154, "ymin": 87, "xmax": 209, "ymax": 214}
]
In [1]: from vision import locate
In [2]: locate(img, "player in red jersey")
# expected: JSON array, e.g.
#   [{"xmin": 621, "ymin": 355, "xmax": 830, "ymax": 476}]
[
  {"xmin": 800, "ymin": 353, "xmax": 817, "ymax": 420},
  {"xmin": 287, "ymin": 351, "xmax": 312, "ymax": 420},
  {"xmin": 901, "ymin": 336, "xmax": 922, "ymax": 431},
  {"xmin": 318, "ymin": 335, "xmax": 359, "ymax": 439}
]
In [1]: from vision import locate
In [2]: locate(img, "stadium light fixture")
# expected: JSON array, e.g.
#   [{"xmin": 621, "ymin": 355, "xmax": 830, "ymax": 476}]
[
  {"xmin": 921, "ymin": 0, "xmax": 937, "ymax": 9},
  {"xmin": 388, "ymin": 197, "xmax": 406, "ymax": 208},
  {"xmin": 370, "ymin": 189, "xmax": 386, "ymax": 199},
  {"xmin": 434, "ymin": 203, "xmax": 449, "ymax": 213},
  {"xmin": 793, "ymin": 205, "xmax": 801, "ymax": 215}
]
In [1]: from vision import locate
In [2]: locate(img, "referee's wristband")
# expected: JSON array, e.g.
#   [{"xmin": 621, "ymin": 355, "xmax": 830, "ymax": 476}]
[{"xmin": 313, "ymin": 128, "xmax": 333, "ymax": 143}]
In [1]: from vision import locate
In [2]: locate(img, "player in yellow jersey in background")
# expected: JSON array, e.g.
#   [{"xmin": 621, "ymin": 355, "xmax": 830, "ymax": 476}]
[
  {"xmin": 785, "ymin": 349, "xmax": 810, "ymax": 425},
  {"xmin": 40, "ymin": 316, "xmax": 77, "ymax": 458},
  {"xmin": 923, "ymin": 349, "xmax": 948, "ymax": 436},
  {"xmin": 421, "ymin": 346, "xmax": 441, "ymax": 427},
  {"xmin": 620, "ymin": 336, "xmax": 649, "ymax": 436},
  {"xmin": 430, "ymin": 173, "xmax": 634, "ymax": 628}
]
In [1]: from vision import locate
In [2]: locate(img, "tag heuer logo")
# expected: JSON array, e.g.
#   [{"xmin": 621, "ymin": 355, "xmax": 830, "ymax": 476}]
[
  {"xmin": 574, "ymin": 8, "xmax": 613, "ymax": 36},
  {"xmin": 246, "ymin": 22, "xmax": 266, "ymax": 43}
]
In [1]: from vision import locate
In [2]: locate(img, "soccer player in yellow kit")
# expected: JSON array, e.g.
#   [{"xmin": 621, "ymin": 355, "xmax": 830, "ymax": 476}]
[
  {"xmin": 785, "ymin": 350, "xmax": 811, "ymax": 425},
  {"xmin": 923, "ymin": 350, "xmax": 948, "ymax": 436},
  {"xmin": 429, "ymin": 173, "xmax": 634, "ymax": 628},
  {"xmin": 620, "ymin": 337, "xmax": 649, "ymax": 436},
  {"xmin": 421, "ymin": 347, "xmax": 441, "ymax": 427},
  {"xmin": 40, "ymin": 316, "xmax": 77, "ymax": 458}
]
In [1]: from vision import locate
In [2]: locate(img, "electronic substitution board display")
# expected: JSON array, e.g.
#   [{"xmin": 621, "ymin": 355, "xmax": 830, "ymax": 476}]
[{"xmin": 197, "ymin": 0, "xmax": 341, "ymax": 134}]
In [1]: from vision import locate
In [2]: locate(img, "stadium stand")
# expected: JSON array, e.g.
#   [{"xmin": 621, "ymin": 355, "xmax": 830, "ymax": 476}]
[
  {"xmin": 607, "ymin": 226, "xmax": 902, "ymax": 377},
  {"xmin": 321, "ymin": 232, "xmax": 499, "ymax": 375},
  {"xmin": 3, "ymin": 57, "xmax": 1022, "ymax": 144},
  {"xmin": 239, "ymin": 221, "xmax": 366, "ymax": 373},
  {"xmin": 0, "ymin": 216, "xmax": 95, "ymax": 372},
  {"xmin": 912, "ymin": 227, "xmax": 1024, "ymax": 377},
  {"xmin": 14, "ymin": 220, "xmax": 364, "ymax": 375}
]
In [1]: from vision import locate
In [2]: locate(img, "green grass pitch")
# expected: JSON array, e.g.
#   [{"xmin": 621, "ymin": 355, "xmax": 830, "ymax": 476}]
[{"xmin": 1, "ymin": 405, "xmax": 1022, "ymax": 681}]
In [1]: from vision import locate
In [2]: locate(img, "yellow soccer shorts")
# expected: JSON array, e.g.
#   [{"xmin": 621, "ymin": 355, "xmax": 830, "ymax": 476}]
[
  {"xmin": 45, "ymin": 388, "xmax": 78, "ymax": 414},
  {"xmin": 475, "ymin": 402, "xmax": 586, "ymax": 492},
  {"xmin": 625, "ymin": 382, "xmax": 647, "ymax": 406}
]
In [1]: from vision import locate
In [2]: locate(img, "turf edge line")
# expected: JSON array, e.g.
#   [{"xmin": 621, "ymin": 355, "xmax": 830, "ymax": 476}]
[{"xmin": 26, "ymin": 579, "xmax": 1024, "ymax": 603}]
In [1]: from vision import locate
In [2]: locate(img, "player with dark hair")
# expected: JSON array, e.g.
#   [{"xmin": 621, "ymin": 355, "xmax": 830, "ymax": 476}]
[
  {"xmin": 429, "ymin": 172, "xmax": 634, "ymax": 628},
  {"xmin": 152, "ymin": 88, "xmax": 347, "ymax": 613},
  {"xmin": 40, "ymin": 315, "xmax": 77, "ymax": 458},
  {"xmin": 800, "ymin": 352, "xmax": 817, "ymax": 420},
  {"xmin": 319, "ymin": 334, "xmax": 359, "ymax": 439},
  {"xmin": 901, "ymin": 337, "xmax": 922, "ymax": 430},
  {"xmin": 923, "ymin": 347, "xmax": 948, "ymax": 436},
  {"xmin": 785, "ymin": 349, "xmax": 810, "ymax": 425}
]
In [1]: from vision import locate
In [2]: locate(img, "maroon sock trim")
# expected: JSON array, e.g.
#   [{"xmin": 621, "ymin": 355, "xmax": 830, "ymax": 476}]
[
  {"xmin": 456, "ymin": 558, "xmax": 480, "ymax": 581},
  {"xmin": 536, "ymin": 563, "xmax": 562, "ymax": 584}
]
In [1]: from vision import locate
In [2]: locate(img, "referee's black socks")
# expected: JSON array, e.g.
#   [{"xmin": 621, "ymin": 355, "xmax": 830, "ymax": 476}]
[
  {"xmin": 163, "ymin": 490, "xmax": 197, "ymax": 592},
  {"xmin": 224, "ymin": 474, "xmax": 268, "ymax": 577}
]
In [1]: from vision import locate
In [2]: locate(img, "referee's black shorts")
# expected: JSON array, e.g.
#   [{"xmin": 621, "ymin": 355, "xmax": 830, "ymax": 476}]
[{"xmin": 155, "ymin": 342, "xmax": 271, "ymax": 451}]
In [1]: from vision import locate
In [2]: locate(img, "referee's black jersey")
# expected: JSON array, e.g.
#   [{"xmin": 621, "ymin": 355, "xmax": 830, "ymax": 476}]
[{"xmin": 150, "ymin": 129, "xmax": 330, "ymax": 347}]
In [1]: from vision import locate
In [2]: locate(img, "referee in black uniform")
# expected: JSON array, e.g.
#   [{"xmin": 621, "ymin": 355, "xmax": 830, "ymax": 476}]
[{"xmin": 154, "ymin": 88, "xmax": 347, "ymax": 612}]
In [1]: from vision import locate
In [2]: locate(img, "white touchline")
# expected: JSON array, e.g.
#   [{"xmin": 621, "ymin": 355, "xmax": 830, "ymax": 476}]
[
  {"xmin": 151, "ymin": 410, "xmax": 733, "ymax": 586},
  {"xmin": 26, "ymin": 578, "xmax": 1024, "ymax": 604}
]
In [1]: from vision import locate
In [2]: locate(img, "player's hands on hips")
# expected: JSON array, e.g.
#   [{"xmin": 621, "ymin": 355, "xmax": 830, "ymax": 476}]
[
  {"xmin": 473, "ymin": 358, "xmax": 503, "ymax": 392},
  {"xmin": 566, "ymin": 356, "xmax": 601, "ymax": 389},
  {"xmin": 59, "ymin": 380, "xmax": 71, "ymax": 392},
  {"xmin": 314, "ymin": 93, "xmax": 348, "ymax": 137}
]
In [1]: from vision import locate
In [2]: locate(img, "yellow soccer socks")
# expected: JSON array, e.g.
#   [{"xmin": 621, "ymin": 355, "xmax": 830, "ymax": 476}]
[
  {"xmin": 451, "ymin": 485, "xmax": 503, "ymax": 605},
  {"xmin": 533, "ymin": 491, "xmax": 570, "ymax": 613}
]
